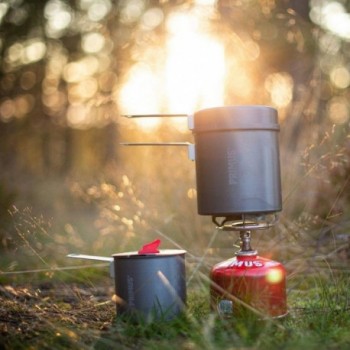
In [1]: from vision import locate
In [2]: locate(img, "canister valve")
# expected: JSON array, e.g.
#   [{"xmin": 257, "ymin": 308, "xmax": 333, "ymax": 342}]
[{"xmin": 237, "ymin": 231, "xmax": 257, "ymax": 256}]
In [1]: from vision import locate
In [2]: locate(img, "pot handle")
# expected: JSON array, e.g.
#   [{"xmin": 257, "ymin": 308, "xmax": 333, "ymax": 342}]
[{"xmin": 67, "ymin": 253, "xmax": 115, "ymax": 278}]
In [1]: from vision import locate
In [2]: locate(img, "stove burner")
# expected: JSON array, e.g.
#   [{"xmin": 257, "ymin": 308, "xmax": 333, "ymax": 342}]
[{"xmin": 212, "ymin": 214, "xmax": 278, "ymax": 231}]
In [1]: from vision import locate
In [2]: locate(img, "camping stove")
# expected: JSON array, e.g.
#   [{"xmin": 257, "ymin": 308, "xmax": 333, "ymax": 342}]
[
  {"xmin": 192, "ymin": 106, "xmax": 287, "ymax": 318},
  {"xmin": 122, "ymin": 105, "xmax": 288, "ymax": 319}
]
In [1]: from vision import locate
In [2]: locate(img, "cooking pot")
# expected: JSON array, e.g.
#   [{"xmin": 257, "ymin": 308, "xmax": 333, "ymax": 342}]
[
  {"xmin": 113, "ymin": 249, "xmax": 186, "ymax": 322},
  {"xmin": 68, "ymin": 241, "xmax": 186, "ymax": 322}
]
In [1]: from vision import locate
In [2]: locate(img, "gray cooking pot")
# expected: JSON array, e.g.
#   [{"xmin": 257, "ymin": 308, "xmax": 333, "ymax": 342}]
[
  {"xmin": 67, "ymin": 249, "xmax": 186, "ymax": 322},
  {"xmin": 113, "ymin": 249, "xmax": 186, "ymax": 322}
]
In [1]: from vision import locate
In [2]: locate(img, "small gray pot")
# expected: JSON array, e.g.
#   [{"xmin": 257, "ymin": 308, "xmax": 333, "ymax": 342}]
[{"xmin": 113, "ymin": 249, "xmax": 186, "ymax": 322}]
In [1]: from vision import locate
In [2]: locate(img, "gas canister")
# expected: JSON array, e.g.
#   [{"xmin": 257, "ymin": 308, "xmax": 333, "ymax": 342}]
[
  {"xmin": 210, "ymin": 230, "xmax": 288, "ymax": 317},
  {"xmin": 210, "ymin": 247, "xmax": 287, "ymax": 318}
]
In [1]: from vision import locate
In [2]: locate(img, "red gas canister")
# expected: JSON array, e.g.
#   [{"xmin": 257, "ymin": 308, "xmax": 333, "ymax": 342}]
[{"xmin": 210, "ymin": 252, "xmax": 287, "ymax": 318}]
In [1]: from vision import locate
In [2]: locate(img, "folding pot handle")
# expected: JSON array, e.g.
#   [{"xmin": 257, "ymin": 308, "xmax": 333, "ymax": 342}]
[{"xmin": 67, "ymin": 253, "xmax": 115, "ymax": 278}]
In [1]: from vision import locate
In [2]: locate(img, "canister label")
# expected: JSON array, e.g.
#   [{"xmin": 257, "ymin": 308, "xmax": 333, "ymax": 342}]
[{"xmin": 230, "ymin": 260, "xmax": 264, "ymax": 268}]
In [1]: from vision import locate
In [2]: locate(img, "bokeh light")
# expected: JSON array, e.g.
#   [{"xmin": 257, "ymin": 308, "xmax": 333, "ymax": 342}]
[
  {"xmin": 310, "ymin": 1, "xmax": 350, "ymax": 40},
  {"xmin": 25, "ymin": 40, "xmax": 47, "ymax": 63},
  {"xmin": 120, "ymin": 0, "xmax": 145, "ymax": 24},
  {"xmin": 118, "ymin": 8, "xmax": 225, "ymax": 130},
  {"xmin": 264, "ymin": 72, "xmax": 293, "ymax": 109},
  {"xmin": 3, "ymin": 39, "xmax": 46, "ymax": 69},
  {"xmin": 66, "ymin": 104, "xmax": 92, "ymax": 128},
  {"xmin": 330, "ymin": 66, "xmax": 350, "ymax": 89},
  {"xmin": 0, "ymin": 3, "xmax": 9, "ymax": 24},
  {"xmin": 0, "ymin": 98, "xmax": 15, "ymax": 122},
  {"xmin": 165, "ymin": 17, "xmax": 225, "ymax": 112},
  {"xmin": 327, "ymin": 97, "xmax": 349, "ymax": 124},
  {"xmin": 63, "ymin": 57, "xmax": 99, "ymax": 83},
  {"xmin": 266, "ymin": 267, "xmax": 284, "ymax": 284},
  {"xmin": 81, "ymin": 32, "xmax": 106, "ymax": 53},
  {"xmin": 140, "ymin": 7, "xmax": 164, "ymax": 30},
  {"xmin": 0, "ymin": 94, "xmax": 34, "ymax": 122},
  {"xmin": 83, "ymin": 0, "xmax": 112, "ymax": 21},
  {"xmin": 119, "ymin": 63, "xmax": 162, "ymax": 130},
  {"xmin": 44, "ymin": 0, "xmax": 73, "ymax": 38}
]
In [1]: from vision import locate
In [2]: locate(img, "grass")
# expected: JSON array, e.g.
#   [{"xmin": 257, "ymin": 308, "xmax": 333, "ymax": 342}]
[
  {"xmin": 0, "ymin": 246, "xmax": 350, "ymax": 350},
  {"xmin": 2, "ymin": 272, "xmax": 350, "ymax": 350},
  {"xmin": 2, "ymin": 199, "xmax": 350, "ymax": 350}
]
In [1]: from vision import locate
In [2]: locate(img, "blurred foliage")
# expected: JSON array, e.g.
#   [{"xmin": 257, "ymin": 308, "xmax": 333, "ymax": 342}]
[{"xmin": 0, "ymin": 182, "xmax": 16, "ymax": 249}]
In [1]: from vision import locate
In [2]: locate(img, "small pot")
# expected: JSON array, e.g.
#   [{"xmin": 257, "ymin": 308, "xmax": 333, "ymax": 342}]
[
  {"xmin": 113, "ymin": 249, "xmax": 186, "ymax": 322},
  {"xmin": 67, "ymin": 247, "xmax": 187, "ymax": 322}
]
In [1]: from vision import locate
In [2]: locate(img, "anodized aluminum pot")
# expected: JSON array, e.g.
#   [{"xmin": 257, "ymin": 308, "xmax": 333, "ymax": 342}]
[
  {"xmin": 112, "ymin": 249, "xmax": 186, "ymax": 322},
  {"xmin": 192, "ymin": 105, "xmax": 282, "ymax": 217}
]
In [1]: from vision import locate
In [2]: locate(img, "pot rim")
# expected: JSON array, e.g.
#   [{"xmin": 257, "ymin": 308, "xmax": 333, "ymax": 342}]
[{"xmin": 112, "ymin": 249, "xmax": 186, "ymax": 259}]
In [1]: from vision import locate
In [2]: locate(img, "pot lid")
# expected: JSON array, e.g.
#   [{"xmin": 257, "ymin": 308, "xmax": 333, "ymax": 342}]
[
  {"xmin": 112, "ymin": 239, "xmax": 186, "ymax": 258},
  {"xmin": 112, "ymin": 249, "xmax": 186, "ymax": 259},
  {"xmin": 193, "ymin": 105, "xmax": 279, "ymax": 132}
]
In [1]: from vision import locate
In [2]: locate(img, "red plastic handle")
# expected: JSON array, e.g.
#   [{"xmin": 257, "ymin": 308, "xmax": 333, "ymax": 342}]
[{"xmin": 138, "ymin": 239, "xmax": 161, "ymax": 254}]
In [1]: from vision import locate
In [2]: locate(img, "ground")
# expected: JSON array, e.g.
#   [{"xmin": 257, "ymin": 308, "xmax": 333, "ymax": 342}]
[{"xmin": 0, "ymin": 282, "xmax": 115, "ymax": 349}]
